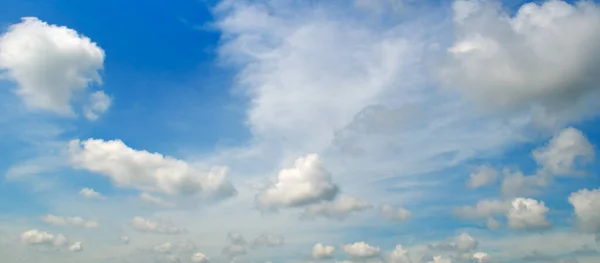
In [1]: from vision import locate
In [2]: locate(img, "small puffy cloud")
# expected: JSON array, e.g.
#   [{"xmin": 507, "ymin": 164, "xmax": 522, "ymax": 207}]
[
  {"xmin": 84, "ymin": 90, "xmax": 111, "ymax": 120},
  {"xmin": 454, "ymin": 199, "xmax": 509, "ymax": 219},
  {"xmin": 191, "ymin": 252, "xmax": 210, "ymax": 263},
  {"xmin": 121, "ymin": 236, "xmax": 130, "ymax": 244},
  {"xmin": 153, "ymin": 242, "xmax": 174, "ymax": 253},
  {"xmin": 500, "ymin": 169, "xmax": 546, "ymax": 197},
  {"xmin": 472, "ymin": 252, "xmax": 489, "ymax": 263},
  {"xmin": 140, "ymin": 192, "xmax": 174, "ymax": 207},
  {"xmin": 438, "ymin": 0, "xmax": 600, "ymax": 125},
  {"xmin": 222, "ymin": 232, "xmax": 248, "ymax": 258},
  {"xmin": 342, "ymin": 242, "xmax": 380, "ymax": 259},
  {"xmin": 467, "ymin": 165, "xmax": 499, "ymax": 189},
  {"xmin": 256, "ymin": 154, "xmax": 339, "ymax": 210},
  {"xmin": 568, "ymin": 188, "xmax": 600, "ymax": 233},
  {"xmin": 430, "ymin": 233, "xmax": 478, "ymax": 252},
  {"xmin": 79, "ymin": 187, "xmax": 105, "ymax": 199},
  {"xmin": 507, "ymin": 197, "xmax": 551, "ymax": 230},
  {"xmin": 0, "ymin": 17, "xmax": 107, "ymax": 116},
  {"xmin": 301, "ymin": 195, "xmax": 371, "ymax": 220},
  {"xmin": 69, "ymin": 242, "xmax": 83, "ymax": 252},
  {"xmin": 533, "ymin": 127, "xmax": 594, "ymax": 176},
  {"xmin": 428, "ymin": 255, "xmax": 451, "ymax": 263},
  {"xmin": 252, "ymin": 234, "xmax": 284, "ymax": 248},
  {"xmin": 20, "ymin": 229, "xmax": 68, "ymax": 247},
  {"xmin": 130, "ymin": 217, "xmax": 184, "ymax": 235},
  {"xmin": 380, "ymin": 204, "xmax": 412, "ymax": 222},
  {"xmin": 388, "ymin": 245, "xmax": 411, "ymax": 263},
  {"xmin": 312, "ymin": 243, "xmax": 335, "ymax": 259},
  {"xmin": 68, "ymin": 138, "xmax": 236, "ymax": 198},
  {"xmin": 41, "ymin": 214, "xmax": 98, "ymax": 228}
]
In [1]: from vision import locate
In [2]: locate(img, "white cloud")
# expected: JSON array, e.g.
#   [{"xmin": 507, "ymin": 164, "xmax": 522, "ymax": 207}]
[
  {"xmin": 428, "ymin": 255, "xmax": 451, "ymax": 263},
  {"xmin": 222, "ymin": 232, "xmax": 248, "ymax": 259},
  {"xmin": 79, "ymin": 187, "xmax": 105, "ymax": 199},
  {"xmin": 507, "ymin": 197, "xmax": 551, "ymax": 230},
  {"xmin": 69, "ymin": 242, "xmax": 83, "ymax": 252},
  {"xmin": 130, "ymin": 216, "xmax": 185, "ymax": 235},
  {"xmin": 454, "ymin": 199, "xmax": 509, "ymax": 219},
  {"xmin": 300, "ymin": 195, "xmax": 371, "ymax": 221},
  {"xmin": 342, "ymin": 242, "xmax": 380, "ymax": 259},
  {"xmin": 84, "ymin": 90, "xmax": 111, "ymax": 120},
  {"xmin": 533, "ymin": 127, "xmax": 594, "ymax": 176},
  {"xmin": 486, "ymin": 218, "xmax": 500, "ymax": 230},
  {"xmin": 153, "ymin": 242, "xmax": 174, "ymax": 253},
  {"xmin": 467, "ymin": 165, "xmax": 499, "ymax": 189},
  {"xmin": 429, "ymin": 233, "xmax": 478, "ymax": 252},
  {"xmin": 68, "ymin": 138, "xmax": 237, "ymax": 198},
  {"xmin": 439, "ymin": 0, "xmax": 600, "ymax": 126},
  {"xmin": 120, "ymin": 235, "xmax": 130, "ymax": 245},
  {"xmin": 0, "ymin": 17, "xmax": 107, "ymax": 116},
  {"xmin": 388, "ymin": 245, "xmax": 411, "ymax": 263},
  {"xmin": 380, "ymin": 204, "xmax": 412, "ymax": 222},
  {"xmin": 41, "ymin": 214, "xmax": 98, "ymax": 228},
  {"xmin": 252, "ymin": 234, "xmax": 284, "ymax": 247},
  {"xmin": 312, "ymin": 243, "xmax": 335, "ymax": 259},
  {"xmin": 568, "ymin": 188, "xmax": 600, "ymax": 233},
  {"xmin": 500, "ymin": 168, "xmax": 546, "ymax": 197},
  {"xmin": 20, "ymin": 229, "xmax": 68, "ymax": 247},
  {"xmin": 256, "ymin": 154, "xmax": 339, "ymax": 210},
  {"xmin": 139, "ymin": 192, "xmax": 174, "ymax": 207},
  {"xmin": 191, "ymin": 252, "xmax": 210, "ymax": 263},
  {"xmin": 472, "ymin": 252, "xmax": 489, "ymax": 263}
]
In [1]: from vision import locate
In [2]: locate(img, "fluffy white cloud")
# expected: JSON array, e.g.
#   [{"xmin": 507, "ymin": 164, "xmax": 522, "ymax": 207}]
[
  {"xmin": 256, "ymin": 154, "xmax": 339, "ymax": 210},
  {"xmin": 467, "ymin": 165, "xmax": 499, "ymax": 189},
  {"xmin": 428, "ymin": 255, "xmax": 451, "ymax": 263},
  {"xmin": 79, "ymin": 187, "xmax": 105, "ymax": 199},
  {"xmin": 388, "ymin": 245, "xmax": 411, "ymax": 263},
  {"xmin": 312, "ymin": 243, "xmax": 335, "ymax": 259},
  {"xmin": 454, "ymin": 199, "xmax": 509, "ymax": 219},
  {"xmin": 439, "ymin": 0, "xmax": 600, "ymax": 125},
  {"xmin": 507, "ymin": 197, "xmax": 551, "ymax": 230},
  {"xmin": 533, "ymin": 127, "xmax": 594, "ymax": 176},
  {"xmin": 191, "ymin": 252, "xmax": 210, "ymax": 263},
  {"xmin": 0, "ymin": 17, "xmax": 107, "ymax": 116},
  {"xmin": 380, "ymin": 204, "xmax": 412, "ymax": 222},
  {"xmin": 83, "ymin": 90, "xmax": 111, "ymax": 120},
  {"xmin": 153, "ymin": 242, "xmax": 174, "ymax": 253},
  {"xmin": 69, "ymin": 242, "xmax": 83, "ymax": 252},
  {"xmin": 500, "ymin": 168, "xmax": 546, "ymax": 197},
  {"xmin": 472, "ymin": 252, "xmax": 489, "ymax": 263},
  {"xmin": 430, "ymin": 233, "xmax": 478, "ymax": 252},
  {"xmin": 342, "ymin": 242, "xmax": 380, "ymax": 259},
  {"xmin": 301, "ymin": 195, "xmax": 371, "ymax": 220},
  {"xmin": 568, "ymin": 188, "xmax": 600, "ymax": 233},
  {"xmin": 252, "ymin": 234, "xmax": 284, "ymax": 247},
  {"xmin": 130, "ymin": 217, "xmax": 184, "ymax": 235},
  {"xmin": 41, "ymin": 214, "xmax": 98, "ymax": 228},
  {"xmin": 68, "ymin": 138, "xmax": 236, "ymax": 198},
  {"xmin": 20, "ymin": 229, "xmax": 68, "ymax": 247}
]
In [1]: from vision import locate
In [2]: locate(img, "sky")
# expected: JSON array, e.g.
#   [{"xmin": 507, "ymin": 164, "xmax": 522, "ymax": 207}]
[{"xmin": 0, "ymin": 0, "xmax": 599, "ymax": 263}]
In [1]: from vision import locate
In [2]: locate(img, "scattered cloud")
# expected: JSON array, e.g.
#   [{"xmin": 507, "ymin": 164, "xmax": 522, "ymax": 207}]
[
  {"xmin": 130, "ymin": 217, "xmax": 185, "ymax": 235},
  {"xmin": 467, "ymin": 165, "xmax": 499, "ymax": 189},
  {"xmin": 380, "ymin": 204, "xmax": 412, "ymax": 222},
  {"xmin": 507, "ymin": 198, "xmax": 551, "ymax": 230},
  {"xmin": 342, "ymin": 242, "xmax": 381, "ymax": 259},
  {"xmin": 568, "ymin": 188, "xmax": 600, "ymax": 233},
  {"xmin": 312, "ymin": 243, "xmax": 336, "ymax": 259},
  {"xmin": 300, "ymin": 195, "xmax": 371, "ymax": 221},
  {"xmin": 41, "ymin": 214, "xmax": 98, "ymax": 228},
  {"xmin": 79, "ymin": 187, "xmax": 105, "ymax": 199}
]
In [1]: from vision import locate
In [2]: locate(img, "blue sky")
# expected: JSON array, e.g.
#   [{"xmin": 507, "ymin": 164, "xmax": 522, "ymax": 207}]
[{"xmin": 1, "ymin": 0, "xmax": 600, "ymax": 263}]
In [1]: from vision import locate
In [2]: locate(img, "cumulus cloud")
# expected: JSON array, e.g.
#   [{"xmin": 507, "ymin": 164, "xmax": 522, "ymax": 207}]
[
  {"xmin": 380, "ymin": 204, "xmax": 412, "ymax": 222},
  {"xmin": 428, "ymin": 255, "xmax": 452, "ymax": 263},
  {"xmin": 472, "ymin": 252, "xmax": 489, "ymax": 263},
  {"xmin": 507, "ymin": 198, "xmax": 551, "ymax": 230},
  {"xmin": 0, "ymin": 17, "xmax": 107, "ymax": 116},
  {"xmin": 467, "ymin": 165, "xmax": 499, "ymax": 189},
  {"xmin": 568, "ymin": 188, "xmax": 600, "ymax": 233},
  {"xmin": 388, "ymin": 245, "xmax": 411, "ymax": 263},
  {"xmin": 79, "ymin": 187, "xmax": 105, "ymax": 199},
  {"xmin": 342, "ymin": 242, "xmax": 381, "ymax": 259},
  {"xmin": 20, "ymin": 229, "xmax": 68, "ymax": 247},
  {"xmin": 533, "ymin": 127, "xmax": 594, "ymax": 176},
  {"xmin": 153, "ymin": 242, "xmax": 174, "ymax": 253},
  {"xmin": 429, "ymin": 233, "xmax": 478, "ymax": 252},
  {"xmin": 439, "ymin": 0, "xmax": 600, "ymax": 126},
  {"xmin": 130, "ymin": 217, "xmax": 184, "ymax": 235},
  {"xmin": 312, "ymin": 243, "xmax": 335, "ymax": 259},
  {"xmin": 486, "ymin": 218, "xmax": 501, "ymax": 230},
  {"xmin": 454, "ymin": 199, "xmax": 509, "ymax": 219},
  {"xmin": 41, "ymin": 214, "xmax": 98, "ymax": 228},
  {"xmin": 83, "ymin": 90, "xmax": 111, "ymax": 120},
  {"xmin": 69, "ymin": 242, "xmax": 83, "ymax": 252},
  {"xmin": 252, "ymin": 234, "xmax": 284, "ymax": 248},
  {"xmin": 191, "ymin": 252, "xmax": 210, "ymax": 263},
  {"xmin": 255, "ymin": 154, "xmax": 339, "ymax": 210},
  {"xmin": 300, "ymin": 195, "xmax": 371, "ymax": 221},
  {"xmin": 68, "ymin": 138, "xmax": 237, "ymax": 198},
  {"xmin": 500, "ymin": 168, "xmax": 546, "ymax": 198},
  {"xmin": 222, "ymin": 232, "xmax": 248, "ymax": 259}
]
